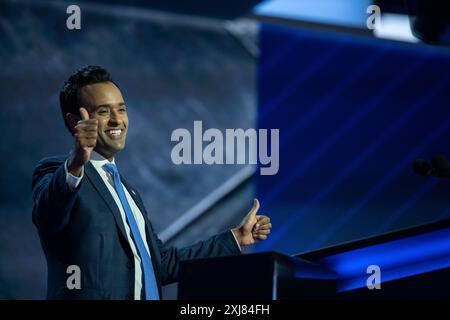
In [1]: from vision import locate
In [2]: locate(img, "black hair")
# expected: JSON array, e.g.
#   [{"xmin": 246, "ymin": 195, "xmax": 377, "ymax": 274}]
[{"xmin": 60, "ymin": 65, "xmax": 115, "ymax": 132}]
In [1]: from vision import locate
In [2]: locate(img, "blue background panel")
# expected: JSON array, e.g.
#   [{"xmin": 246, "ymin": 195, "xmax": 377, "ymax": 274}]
[{"xmin": 256, "ymin": 23, "xmax": 450, "ymax": 255}]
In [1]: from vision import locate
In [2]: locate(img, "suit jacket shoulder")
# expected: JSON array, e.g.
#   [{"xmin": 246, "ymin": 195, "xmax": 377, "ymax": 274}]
[{"xmin": 32, "ymin": 155, "xmax": 67, "ymax": 189}]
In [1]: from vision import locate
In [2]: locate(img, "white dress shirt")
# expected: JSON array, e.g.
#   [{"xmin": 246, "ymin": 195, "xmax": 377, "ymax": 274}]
[{"xmin": 65, "ymin": 151, "xmax": 150, "ymax": 300}]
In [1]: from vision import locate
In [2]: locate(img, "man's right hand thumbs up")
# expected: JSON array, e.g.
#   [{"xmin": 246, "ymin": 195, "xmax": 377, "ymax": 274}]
[{"xmin": 68, "ymin": 107, "xmax": 98, "ymax": 177}]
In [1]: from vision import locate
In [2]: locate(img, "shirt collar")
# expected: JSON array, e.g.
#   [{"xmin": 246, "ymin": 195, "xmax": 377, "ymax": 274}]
[{"xmin": 90, "ymin": 150, "xmax": 116, "ymax": 172}]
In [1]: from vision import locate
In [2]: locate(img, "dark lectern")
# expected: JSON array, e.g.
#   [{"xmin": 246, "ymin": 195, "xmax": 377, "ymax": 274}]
[{"xmin": 178, "ymin": 252, "xmax": 336, "ymax": 299}]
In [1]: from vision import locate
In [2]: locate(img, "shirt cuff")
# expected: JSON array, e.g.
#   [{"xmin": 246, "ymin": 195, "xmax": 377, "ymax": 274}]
[
  {"xmin": 230, "ymin": 230, "xmax": 242, "ymax": 252},
  {"xmin": 64, "ymin": 160, "xmax": 84, "ymax": 190}
]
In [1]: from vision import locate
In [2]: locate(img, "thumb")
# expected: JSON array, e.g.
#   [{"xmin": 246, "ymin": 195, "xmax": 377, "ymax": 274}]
[
  {"xmin": 79, "ymin": 107, "xmax": 90, "ymax": 121},
  {"xmin": 247, "ymin": 198, "xmax": 260, "ymax": 218}
]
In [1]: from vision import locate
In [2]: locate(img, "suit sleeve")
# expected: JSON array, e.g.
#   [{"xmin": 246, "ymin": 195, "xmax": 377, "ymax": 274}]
[
  {"xmin": 123, "ymin": 179, "xmax": 243, "ymax": 285},
  {"xmin": 31, "ymin": 157, "xmax": 80, "ymax": 236},
  {"xmin": 153, "ymin": 226, "xmax": 241, "ymax": 285}
]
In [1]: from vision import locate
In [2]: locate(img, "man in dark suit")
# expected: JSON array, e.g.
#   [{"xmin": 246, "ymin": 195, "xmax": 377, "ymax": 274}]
[{"xmin": 32, "ymin": 66, "xmax": 272, "ymax": 300}]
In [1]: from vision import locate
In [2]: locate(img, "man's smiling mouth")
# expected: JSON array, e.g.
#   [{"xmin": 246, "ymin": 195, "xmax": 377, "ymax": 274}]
[{"xmin": 105, "ymin": 129, "xmax": 124, "ymax": 138}]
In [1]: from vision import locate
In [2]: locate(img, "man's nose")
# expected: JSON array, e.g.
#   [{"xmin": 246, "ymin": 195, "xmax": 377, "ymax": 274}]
[{"xmin": 108, "ymin": 110, "xmax": 122, "ymax": 125}]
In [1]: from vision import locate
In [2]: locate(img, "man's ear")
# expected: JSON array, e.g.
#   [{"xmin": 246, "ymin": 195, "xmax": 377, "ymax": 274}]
[{"xmin": 65, "ymin": 113, "xmax": 80, "ymax": 134}]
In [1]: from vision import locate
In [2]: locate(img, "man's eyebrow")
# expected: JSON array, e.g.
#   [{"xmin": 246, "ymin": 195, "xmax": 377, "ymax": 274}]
[{"xmin": 95, "ymin": 102, "xmax": 126, "ymax": 109}]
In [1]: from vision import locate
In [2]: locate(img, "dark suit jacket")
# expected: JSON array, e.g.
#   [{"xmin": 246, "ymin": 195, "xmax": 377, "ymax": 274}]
[{"xmin": 31, "ymin": 156, "xmax": 241, "ymax": 300}]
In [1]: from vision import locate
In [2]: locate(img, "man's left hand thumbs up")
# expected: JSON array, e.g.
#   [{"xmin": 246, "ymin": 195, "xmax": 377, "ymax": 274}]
[{"xmin": 232, "ymin": 199, "xmax": 272, "ymax": 247}]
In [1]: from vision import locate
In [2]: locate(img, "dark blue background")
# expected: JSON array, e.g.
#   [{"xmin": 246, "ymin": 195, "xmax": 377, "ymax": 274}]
[{"xmin": 255, "ymin": 23, "xmax": 450, "ymax": 255}]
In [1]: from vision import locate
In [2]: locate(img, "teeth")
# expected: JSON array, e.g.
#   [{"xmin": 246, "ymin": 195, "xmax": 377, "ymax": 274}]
[{"xmin": 108, "ymin": 129, "xmax": 122, "ymax": 136}]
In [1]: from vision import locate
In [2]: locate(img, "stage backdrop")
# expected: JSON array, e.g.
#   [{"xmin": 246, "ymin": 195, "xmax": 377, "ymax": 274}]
[{"xmin": 255, "ymin": 23, "xmax": 450, "ymax": 255}]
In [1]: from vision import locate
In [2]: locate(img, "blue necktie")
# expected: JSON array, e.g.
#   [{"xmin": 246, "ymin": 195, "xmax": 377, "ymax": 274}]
[{"xmin": 103, "ymin": 163, "xmax": 160, "ymax": 300}]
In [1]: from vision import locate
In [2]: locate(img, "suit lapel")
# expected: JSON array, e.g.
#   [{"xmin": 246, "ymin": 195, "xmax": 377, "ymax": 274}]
[
  {"xmin": 84, "ymin": 161, "xmax": 162, "ymax": 294},
  {"xmin": 84, "ymin": 162, "xmax": 129, "ymax": 244}
]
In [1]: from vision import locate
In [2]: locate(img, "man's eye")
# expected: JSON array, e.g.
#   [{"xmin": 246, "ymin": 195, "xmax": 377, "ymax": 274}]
[
  {"xmin": 119, "ymin": 108, "xmax": 127, "ymax": 112},
  {"xmin": 98, "ymin": 109, "xmax": 109, "ymax": 115}
]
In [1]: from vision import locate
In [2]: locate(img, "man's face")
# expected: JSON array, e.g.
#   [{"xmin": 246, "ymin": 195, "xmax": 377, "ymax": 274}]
[{"xmin": 78, "ymin": 81, "xmax": 128, "ymax": 160}]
